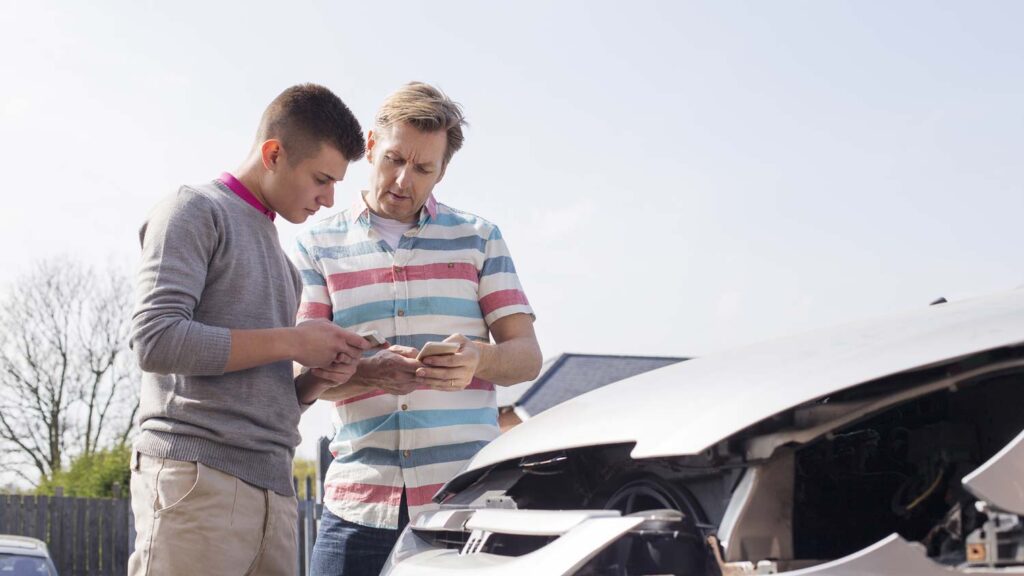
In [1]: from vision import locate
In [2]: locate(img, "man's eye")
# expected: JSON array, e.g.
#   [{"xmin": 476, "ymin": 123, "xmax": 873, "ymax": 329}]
[
  {"xmin": 315, "ymin": 178, "xmax": 328, "ymax": 185},
  {"xmin": 416, "ymin": 167, "xmax": 433, "ymax": 175}
]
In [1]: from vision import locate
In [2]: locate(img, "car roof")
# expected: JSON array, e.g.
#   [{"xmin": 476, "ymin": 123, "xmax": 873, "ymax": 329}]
[
  {"xmin": 0, "ymin": 535, "xmax": 49, "ymax": 557},
  {"xmin": 460, "ymin": 289, "xmax": 1024, "ymax": 475}
]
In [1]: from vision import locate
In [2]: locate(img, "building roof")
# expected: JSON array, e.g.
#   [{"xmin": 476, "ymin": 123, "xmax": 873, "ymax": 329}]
[
  {"xmin": 495, "ymin": 355, "xmax": 560, "ymax": 408},
  {"xmin": 511, "ymin": 353, "xmax": 688, "ymax": 419}
]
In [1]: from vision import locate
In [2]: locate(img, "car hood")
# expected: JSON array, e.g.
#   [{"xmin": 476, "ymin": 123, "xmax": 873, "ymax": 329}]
[{"xmin": 460, "ymin": 289, "xmax": 1024, "ymax": 478}]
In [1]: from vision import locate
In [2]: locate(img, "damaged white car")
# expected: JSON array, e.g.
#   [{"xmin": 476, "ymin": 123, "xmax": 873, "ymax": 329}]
[{"xmin": 383, "ymin": 289, "xmax": 1024, "ymax": 575}]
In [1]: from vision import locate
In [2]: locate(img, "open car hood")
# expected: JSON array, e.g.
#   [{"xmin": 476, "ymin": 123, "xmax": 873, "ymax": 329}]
[{"xmin": 458, "ymin": 290, "xmax": 1024, "ymax": 480}]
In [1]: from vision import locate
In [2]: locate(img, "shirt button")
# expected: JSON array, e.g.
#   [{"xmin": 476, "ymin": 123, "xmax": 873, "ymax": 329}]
[
  {"xmin": 403, "ymin": 450, "xmax": 411, "ymax": 458},
  {"xmin": 397, "ymin": 309, "xmax": 405, "ymax": 317},
  {"xmin": 401, "ymin": 404, "xmax": 408, "ymax": 411},
  {"xmin": 447, "ymin": 263, "xmax": 455, "ymax": 268},
  {"xmin": 394, "ymin": 266, "xmax": 403, "ymax": 273}
]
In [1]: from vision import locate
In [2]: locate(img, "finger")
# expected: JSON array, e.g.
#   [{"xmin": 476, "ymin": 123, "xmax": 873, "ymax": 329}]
[
  {"xmin": 311, "ymin": 369, "xmax": 344, "ymax": 385},
  {"xmin": 414, "ymin": 367, "xmax": 463, "ymax": 382},
  {"xmin": 421, "ymin": 354, "xmax": 459, "ymax": 367},
  {"xmin": 342, "ymin": 330, "xmax": 373, "ymax": 350},
  {"xmin": 443, "ymin": 333, "xmax": 468, "ymax": 344},
  {"xmin": 387, "ymin": 345, "xmax": 420, "ymax": 359},
  {"xmin": 388, "ymin": 355, "xmax": 428, "ymax": 372},
  {"xmin": 426, "ymin": 379, "xmax": 468, "ymax": 392},
  {"xmin": 341, "ymin": 342, "xmax": 371, "ymax": 357}
]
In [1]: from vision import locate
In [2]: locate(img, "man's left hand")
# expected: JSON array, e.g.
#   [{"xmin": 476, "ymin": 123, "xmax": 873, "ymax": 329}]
[
  {"xmin": 309, "ymin": 358, "xmax": 359, "ymax": 388},
  {"xmin": 416, "ymin": 334, "xmax": 480, "ymax": 391}
]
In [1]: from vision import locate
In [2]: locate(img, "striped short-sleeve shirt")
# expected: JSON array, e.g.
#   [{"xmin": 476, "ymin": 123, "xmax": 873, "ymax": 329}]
[{"xmin": 293, "ymin": 193, "xmax": 534, "ymax": 529}]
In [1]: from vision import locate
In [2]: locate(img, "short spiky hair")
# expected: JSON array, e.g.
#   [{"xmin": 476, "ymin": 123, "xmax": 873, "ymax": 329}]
[
  {"xmin": 374, "ymin": 82, "xmax": 467, "ymax": 165},
  {"xmin": 256, "ymin": 83, "xmax": 365, "ymax": 163}
]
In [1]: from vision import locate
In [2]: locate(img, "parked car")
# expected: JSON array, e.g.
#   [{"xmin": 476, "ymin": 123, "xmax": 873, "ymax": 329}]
[
  {"xmin": 382, "ymin": 289, "xmax": 1024, "ymax": 575},
  {"xmin": 0, "ymin": 536, "xmax": 57, "ymax": 575}
]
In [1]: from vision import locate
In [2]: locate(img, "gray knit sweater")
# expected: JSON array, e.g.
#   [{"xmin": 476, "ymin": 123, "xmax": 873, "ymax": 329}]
[{"xmin": 130, "ymin": 179, "xmax": 303, "ymax": 496}]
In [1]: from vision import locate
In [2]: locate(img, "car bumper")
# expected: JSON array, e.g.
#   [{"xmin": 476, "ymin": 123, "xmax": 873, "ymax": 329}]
[{"xmin": 380, "ymin": 508, "xmax": 642, "ymax": 575}]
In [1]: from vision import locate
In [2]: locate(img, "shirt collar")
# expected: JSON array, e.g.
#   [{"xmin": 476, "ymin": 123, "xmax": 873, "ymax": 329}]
[
  {"xmin": 218, "ymin": 172, "xmax": 276, "ymax": 221},
  {"xmin": 353, "ymin": 191, "xmax": 438, "ymax": 230}
]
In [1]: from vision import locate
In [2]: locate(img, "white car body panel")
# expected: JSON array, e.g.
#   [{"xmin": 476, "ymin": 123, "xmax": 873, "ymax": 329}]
[
  {"xmin": 461, "ymin": 290, "xmax": 1024, "ymax": 476},
  {"xmin": 382, "ymin": 510, "xmax": 642, "ymax": 575},
  {"xmin": 782, "ymin": 533, "xmax": 1024, "ymax": 575},
  {"xmin": 963, "ymin": 427, "xmax": 1024, "ymax": 516},
  {"xmin": 388, "ymin": 290, "xmax": 1024, "ymax": 575}
]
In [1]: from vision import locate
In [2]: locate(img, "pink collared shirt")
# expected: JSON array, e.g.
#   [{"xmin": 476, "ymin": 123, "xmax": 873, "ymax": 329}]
[{"xmin": 218, "ymin": 172, "xmax": 276, "ymax": 221}]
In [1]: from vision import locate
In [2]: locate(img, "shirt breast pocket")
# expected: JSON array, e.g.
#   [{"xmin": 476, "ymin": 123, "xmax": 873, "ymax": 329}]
[{"xmin": 421, "ymin": 260, "xmax": 480, "ymax": 314}]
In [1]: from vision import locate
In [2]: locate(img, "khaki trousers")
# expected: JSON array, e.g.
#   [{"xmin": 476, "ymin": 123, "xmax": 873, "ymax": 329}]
[{"xmin": 128, "ymin": 451, "xmax": 298, "ymax": 576}]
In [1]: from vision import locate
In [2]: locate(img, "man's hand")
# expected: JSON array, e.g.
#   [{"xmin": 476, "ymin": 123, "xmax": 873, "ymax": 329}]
[
  {"xmin": 308, "ymin": 361, "xmax": 359, "ymax": 388},
  {"xmin": 415, "ymin": 334, "xmax": 481, "ymax": 391},
  {"xmin": 359, "ymin": 346, "xmax": 423, "ymax": 396},
  {"xmin": 295, "ymin": 360, "xmax": 372, "ymax": 405},
  {"xmin": 291, "ymin": 320, "xmax": 371, "ymax": 368}
]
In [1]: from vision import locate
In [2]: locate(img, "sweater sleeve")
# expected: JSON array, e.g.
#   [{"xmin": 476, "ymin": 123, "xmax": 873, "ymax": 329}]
[{"xmin": 129, "ymin": 189, "xmax": 232, "ymax": 376}]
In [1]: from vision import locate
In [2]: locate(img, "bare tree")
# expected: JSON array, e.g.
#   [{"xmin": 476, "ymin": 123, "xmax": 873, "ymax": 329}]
[{"xmin": 0, "ymin": 258, "xmax": 139, "ymax": 485}]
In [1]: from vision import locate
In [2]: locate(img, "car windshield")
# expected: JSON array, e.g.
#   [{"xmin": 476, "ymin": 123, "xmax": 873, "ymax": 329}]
[{"xmin": 0, "ymin": 553, "xmax": 55, "ymax": 576}]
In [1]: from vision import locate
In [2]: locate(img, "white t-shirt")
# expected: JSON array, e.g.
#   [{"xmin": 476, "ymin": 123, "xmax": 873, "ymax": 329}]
[{"xmin": 370, "ymin": 213, "xmax": 417, "ymax": 250}]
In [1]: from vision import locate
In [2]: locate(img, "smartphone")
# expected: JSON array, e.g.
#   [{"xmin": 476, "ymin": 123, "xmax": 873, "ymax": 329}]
[
  {"xmin": 358, "ymin": 330, "xmax": 387, "ymax": 347},
  {"xmin": 416, "ymin": 341, "xmax": 460, "ymax": 361}
]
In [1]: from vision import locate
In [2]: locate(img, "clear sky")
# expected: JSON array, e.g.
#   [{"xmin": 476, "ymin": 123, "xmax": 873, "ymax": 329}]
[{"xmin": 2, "ymin": 1, "xmax": 1022, "ymax": 462}]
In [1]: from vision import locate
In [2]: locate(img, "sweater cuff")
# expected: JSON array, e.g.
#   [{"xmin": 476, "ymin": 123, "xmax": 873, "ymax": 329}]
[{"xmin": 188, "ymin": 325, "xmax": 232, "ymax": 375}]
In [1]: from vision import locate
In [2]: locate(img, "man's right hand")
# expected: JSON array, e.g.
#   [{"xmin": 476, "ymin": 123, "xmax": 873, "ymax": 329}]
[
  {"xmin": 358, "ymin": 345, "xmax": 423, "ymax": 395},
  {"xmin": 291, "ymin": 320, "xmax": 371, "ymax": 368}
]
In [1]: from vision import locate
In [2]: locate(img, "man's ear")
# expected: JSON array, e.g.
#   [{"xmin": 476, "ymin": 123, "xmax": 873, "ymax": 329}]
[
  {"xmin": 261, "ymin": 139, "xmax": 282, "ymax": 171},
  {"xmin": 365, "ymin": 130, "xmax": 376, "ymax": 164}
]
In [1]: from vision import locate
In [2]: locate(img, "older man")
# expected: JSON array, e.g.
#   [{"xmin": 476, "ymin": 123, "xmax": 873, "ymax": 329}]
[{"xmin": 293, "ymin": 82, "xmax": 542, "ymax": 575}]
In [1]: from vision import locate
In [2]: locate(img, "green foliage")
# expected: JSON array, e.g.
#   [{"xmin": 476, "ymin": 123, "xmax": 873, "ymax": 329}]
[
  {"xmin": 293, "ymin": 457, "xmax": 318, "ymax": 500},
  {"xmin": 37, "ymin": 444, "xmax": 132, "ymax": 498},
  {"xmin": 33, "ymin": 450, "xmax": 320, "ymax": 499}
]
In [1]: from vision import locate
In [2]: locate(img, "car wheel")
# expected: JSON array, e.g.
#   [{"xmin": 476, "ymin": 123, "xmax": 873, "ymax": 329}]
[{"xmin": 581, "ymin": 476, "xmax": 713, "ymax": 576}]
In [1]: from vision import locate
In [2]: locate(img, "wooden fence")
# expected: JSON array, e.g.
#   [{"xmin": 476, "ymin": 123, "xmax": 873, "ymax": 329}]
[
  {"xmin": 0, "ymin": 491, "xmax": 130, "ymax": 575},
  {"xmin": 0, "ymin": 439, "xmax": 334, "ymax": 575}
]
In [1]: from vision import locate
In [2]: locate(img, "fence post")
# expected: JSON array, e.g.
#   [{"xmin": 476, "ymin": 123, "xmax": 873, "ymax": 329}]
[
  {"xmin": 102, "ymin": 498, "xmax": 114, "ymax": 574},
  {"xmin": 295, "ymin": 477, "xmax": 303, "ymax": 576},
  {"xmin": 317, "ymin": 436, "xmax": 332, "ymax": 506},
  {"xmin": 75, "ymin": 497, "xmax": 86, "ymax": 576},
  {"xmin": 116, "ymin": 495, "xmax": 130, "ymax": 574},
  {"xmin": 305, "ymin": 475, "xmax": 316, "ymax": 572},
  {"xmin": 59, "ymin": 493, "xmax": 73, "ymax": 576},
  {"xmin": 85, "ymin": 498, "xmax": 97, "ymax": 573},
  {"xmin": 50, "ymin": 493, "xmax": 62, "ymax": 574},
  {"xmin": 20, "ymin": 494, "xmax": 32, "ymax": 537},
  {"xmin": 0, "ymin": 494, "xmax": 8, "ymax": 533},
  {"xmin": 36, "ymin": 495, "xmax": 49, "ymax": 542}
]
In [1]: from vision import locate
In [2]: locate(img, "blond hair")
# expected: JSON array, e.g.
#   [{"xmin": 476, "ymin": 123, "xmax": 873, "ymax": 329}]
[{"xmin": 375, "ymin": 82, "xmax": 466, "ymax": 165}]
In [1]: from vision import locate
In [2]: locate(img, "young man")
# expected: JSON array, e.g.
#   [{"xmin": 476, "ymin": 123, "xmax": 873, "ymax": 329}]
[
  {"xmin": 294, "ymin": 82, "xmax": 543, "ymax": 576},
  {"xmin": 128, "ymin": 84, "xmax": 372, "ymax": 575}
]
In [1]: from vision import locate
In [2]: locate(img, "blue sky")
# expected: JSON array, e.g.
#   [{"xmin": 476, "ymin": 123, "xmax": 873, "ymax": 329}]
[{"xmin": 2, "ymin": 1, "xmax": 1022, "ymax": 460}]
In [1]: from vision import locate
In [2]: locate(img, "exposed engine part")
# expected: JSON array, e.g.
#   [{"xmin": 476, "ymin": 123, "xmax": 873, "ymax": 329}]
[
  {"xmin": 965, "ymin": 502, "xmax": 1024, "ymax": 567},
  {"xmin": 792, "ymin": 370, "xmax": 1024, "ymax": 564},
  {"xmin": 708, "ymin": 535, "xmax": 779, "ymax": 575}
]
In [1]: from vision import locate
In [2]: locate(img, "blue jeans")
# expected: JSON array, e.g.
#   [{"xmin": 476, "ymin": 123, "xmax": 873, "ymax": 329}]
[{"xmin": 310, "ymin": 489, "xmax": 410, "ymax": 576}]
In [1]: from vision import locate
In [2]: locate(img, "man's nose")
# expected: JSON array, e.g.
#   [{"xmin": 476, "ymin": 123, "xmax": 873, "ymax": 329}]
[
  {"xmin": 396, "ymin": 166, "xmax": 410, "ymax": 189},
  {"xmin": 320, "ymin": 187, "xmax": 335, "ymax": 208}
]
